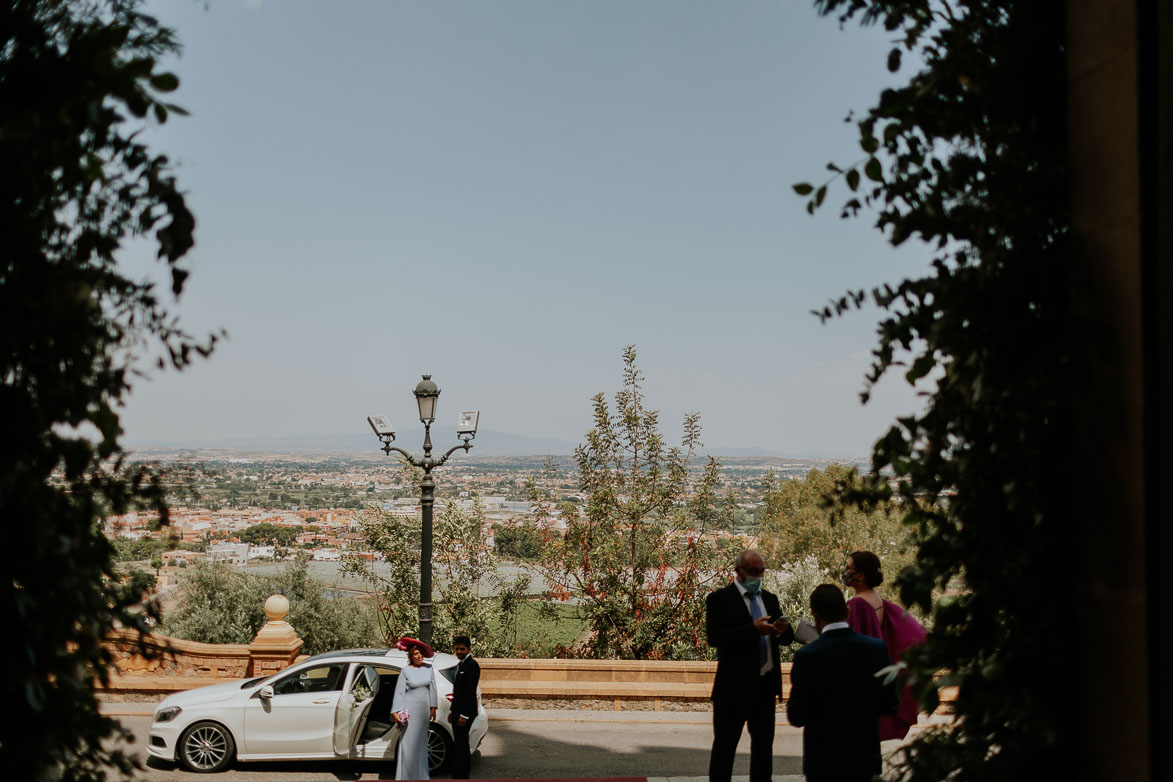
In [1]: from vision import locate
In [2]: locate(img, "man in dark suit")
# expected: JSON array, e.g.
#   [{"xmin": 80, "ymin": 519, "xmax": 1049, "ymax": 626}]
[
  {"xmin": 447, "ymin": 635, "xmax": 481, "ymax": 779},
  {"xmin": 706, "ymin": 549, "xmax": 795, "ymax": 782},
  {"xmin": 787, "ymin": 584, "xmax": 897, "ymax": 782}
]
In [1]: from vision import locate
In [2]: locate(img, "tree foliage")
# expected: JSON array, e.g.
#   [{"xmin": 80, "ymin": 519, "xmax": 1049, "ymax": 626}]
[
  {"xmin": 111, "ymin": 535, "xmax": 173, "ymax": 562},
  {"xmin": 1, "ymin": 2, "xmax": 215, "ymax": 779},
  {"xmin": 161, "ymin": 555, "xmax": 382, "ymax": 656},
  {"xmin": 763, "ymin": 554, "xmax": 829, "ymax": 663},
  {"xmin": 118, "ymin": 566, "xmax": 158, "ymax": 603},
  {"xmin": 237, "ymin": 522, "xmax": 300, "ymax": 548},
  {"xmin": 493, "ymin": 523, "xmax": 543, "ymax": 561},
  {"xmin": 343, "ymin": 493, "xmax": 534, "ymax": 657},
  {"xmin": 524, "ymin": 346, "xmax": 745, "ymax": 660},
  {"xmin": 798, "ymin": 1, "xmax": 1074, "ymax": 779},
  {"xmin": 758, "ymin": 465, "xmax": 915, "ymax": 582}
]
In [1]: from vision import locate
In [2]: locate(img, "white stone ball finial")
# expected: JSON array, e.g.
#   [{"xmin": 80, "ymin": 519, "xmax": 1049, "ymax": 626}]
[
  {"xmin": 253, "ymin": 593, "xmax": 298, "ymax": 647},
  {"xmin": 264, "ymin": 593, "xmax": 290, "ymax": 623}
]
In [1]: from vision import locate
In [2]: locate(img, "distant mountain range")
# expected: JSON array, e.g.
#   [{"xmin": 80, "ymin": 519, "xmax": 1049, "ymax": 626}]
[
  {"xmin": 126, "ymin": 429, "xmax": 844, "ymax": 459},
  {"xmin": 128, "ymin": 428, "xmax": 572, "ymax": 458}
]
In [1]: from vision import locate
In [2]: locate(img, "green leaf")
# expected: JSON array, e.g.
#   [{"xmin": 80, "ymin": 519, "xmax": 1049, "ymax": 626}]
[
  {"xmin": 150, "ymin": 72, "xmax": 180, "ymax": 92},
  {"xmin": 864, "ymin": 157, "xmax": 883, "ymax": 182},
  {"xmin": 815, "ymin": 185, "xmax": 827, "ymax": 207},
  {"xmin": 826, "ymin": 162, "xmax": 842, "ymax": 173},
  {"xmin": 887, "ymin": 48, "xmax": 902, "ymax": 72},
  {"xmin": 126, "ymin": 94, "xmax": 149, "ymax": 118},
  {"xmin": 905, "ymin": 352, "xmax": 936, "ymax": 382},
  {"xmin": 792, "ymin": 183, "xmax": 814, "ymax": 196},
  {"xmin": 846, "ymin": 169, "xmax": 860, "ymax": 191},
  {"xmin": 861, "ymin": 135, "xmax": 879, "ymax": 154},
  {"xmin": 126, "ymin": 57, "xmax": 154, "ymax": 78}
]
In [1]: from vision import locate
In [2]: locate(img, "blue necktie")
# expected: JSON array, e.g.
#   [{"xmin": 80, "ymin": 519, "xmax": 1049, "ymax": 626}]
[{"xmin": 749, "ymin": 592, "xmax": 768, "ymax": 670}]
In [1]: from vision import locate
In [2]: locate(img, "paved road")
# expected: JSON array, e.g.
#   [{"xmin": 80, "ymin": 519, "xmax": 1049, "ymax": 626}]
[{"xmin": 109, "ymin": 708, "xmax": 808, "ymax": 781}]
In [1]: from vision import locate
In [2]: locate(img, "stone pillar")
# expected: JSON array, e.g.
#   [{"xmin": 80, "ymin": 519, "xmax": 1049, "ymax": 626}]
[
  {"xmin": 247, "ymin": 594, "xmax": 304, "ymax": 677},
  {"xmin": 1067, "ymin": 1, "xmax": 1151, "ymax": 779}
]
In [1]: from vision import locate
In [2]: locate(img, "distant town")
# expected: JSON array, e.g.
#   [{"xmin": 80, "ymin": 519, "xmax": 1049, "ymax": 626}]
[{"xmin": 107, "ymin": 449, "xmax": 868, "ymax": 585}]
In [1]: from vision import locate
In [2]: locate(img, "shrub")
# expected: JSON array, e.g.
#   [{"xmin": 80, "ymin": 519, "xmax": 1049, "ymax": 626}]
[{"xmin": 162, "ymin": 555, "xmax": 381, "ymax": 655}]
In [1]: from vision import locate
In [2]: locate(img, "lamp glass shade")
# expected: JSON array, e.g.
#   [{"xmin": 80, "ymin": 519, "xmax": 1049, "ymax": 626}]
[
  {"xmin": 413, "ymin": 375, "xmax": 440, "ymax": 424},
  {"xmin": 416, "ymin": 394, "xmax": 437, "ymax": 424}
]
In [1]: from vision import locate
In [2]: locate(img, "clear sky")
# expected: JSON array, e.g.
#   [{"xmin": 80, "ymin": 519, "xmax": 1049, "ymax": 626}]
[{"xmin": 120, "ymin": 0, "xmax": 933, "ymax": 457}]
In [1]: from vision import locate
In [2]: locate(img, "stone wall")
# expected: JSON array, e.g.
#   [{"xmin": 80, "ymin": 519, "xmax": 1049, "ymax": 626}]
[
  {"xmin": 107, "ymin": 629, "xmax": 255, "ymax": 678},
  {"xmin": 100, "ymin": 632, "xmax": 955, "ymax": 711},
  {"xmin": 102, "ymin": 598, "xmax": 304, "ymax": 700},
  {"xmin": 478, "ymin": 658, "xmax": 717, "ymax": 711}
]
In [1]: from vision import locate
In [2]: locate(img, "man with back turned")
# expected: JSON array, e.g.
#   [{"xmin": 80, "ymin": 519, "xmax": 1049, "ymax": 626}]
[
  {"xmin": 787, "ymin": 584, "xmax": 896, "ymax": 782},
  {"xmin": 706, "ymin": 549, "xmax": 794, "ymax": 782}
]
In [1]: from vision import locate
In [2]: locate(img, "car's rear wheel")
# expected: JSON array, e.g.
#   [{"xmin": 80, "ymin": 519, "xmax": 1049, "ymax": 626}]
[
  {"xmin": 427, "ymin": 723, "xmax": 453, "ymax": 773},
  {"xmin": 178, "ymin": 721, "xmax": 235, "ymax": 773}
]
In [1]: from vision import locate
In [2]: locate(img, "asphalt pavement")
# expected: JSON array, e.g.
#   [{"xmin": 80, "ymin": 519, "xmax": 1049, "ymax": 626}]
[{"xmin": 105, "ymin": 706, "xmax": 810, "ymax": 781}]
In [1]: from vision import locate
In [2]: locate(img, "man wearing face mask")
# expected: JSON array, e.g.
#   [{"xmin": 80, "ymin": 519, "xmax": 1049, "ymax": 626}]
[{"xmin": 706, "ymin": 549, "xmax": 794, "ymax": 782}]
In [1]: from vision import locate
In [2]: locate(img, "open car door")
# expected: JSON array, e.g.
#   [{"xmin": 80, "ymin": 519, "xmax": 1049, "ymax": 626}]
[{"xmin": 333, "ymin": 664, "xmax": 380, "ymax": 755}]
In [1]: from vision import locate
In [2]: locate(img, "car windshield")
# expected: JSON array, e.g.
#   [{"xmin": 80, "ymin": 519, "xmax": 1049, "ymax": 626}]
[{"xmin": 242, "ymin": 648, "xmax": 422, "ymax": 689}]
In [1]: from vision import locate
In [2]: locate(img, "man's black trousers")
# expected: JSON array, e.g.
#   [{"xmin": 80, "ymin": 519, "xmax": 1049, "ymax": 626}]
[
  {"xmin": 450, "ymin": 719, "xmax": 472, "ymax": 779},
  {"xmin": 709, "ymin": 689, "xmax": 776, "ymax": 782}
]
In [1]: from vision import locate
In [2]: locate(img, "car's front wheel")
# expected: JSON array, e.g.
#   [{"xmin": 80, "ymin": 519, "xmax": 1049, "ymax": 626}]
[
  {"xmin": 178, "ymin": 721, "xmax": 235, "ymax": 773},
  {"xmin": 427, "ymin": 723, "xmax": 454, "ymax": 773}
]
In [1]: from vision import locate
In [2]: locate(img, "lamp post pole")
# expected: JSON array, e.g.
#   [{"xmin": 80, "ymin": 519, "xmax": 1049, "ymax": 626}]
[{"xmin": 368, "ymin": 376, "xmax": 478, "ymax": 647}]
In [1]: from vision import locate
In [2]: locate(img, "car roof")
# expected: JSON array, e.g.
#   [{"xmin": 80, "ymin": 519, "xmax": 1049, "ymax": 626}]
[
  {"xmin": 302, "ymin": 647, "xmax": 459, "ymax": 669},
  {"xmin": 302, "ymin": 648, "xmax": 389, "ymax": 661}
]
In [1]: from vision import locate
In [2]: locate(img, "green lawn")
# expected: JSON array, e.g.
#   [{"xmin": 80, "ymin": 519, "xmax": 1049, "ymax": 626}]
[{"xmin": 495, "ymin": 599, "xmax": 587, "ymax": 657}]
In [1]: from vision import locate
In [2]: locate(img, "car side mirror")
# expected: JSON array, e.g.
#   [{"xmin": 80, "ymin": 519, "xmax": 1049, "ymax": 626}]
[{"xmin": 258, "ymin": 685, "xmax": 274, "ymax": 700}]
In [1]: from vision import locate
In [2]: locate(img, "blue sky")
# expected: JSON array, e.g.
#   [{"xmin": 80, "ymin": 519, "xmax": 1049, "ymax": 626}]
[{"xmin": 121, "ymin": 0, "xmax": 933, "ymax": 457}]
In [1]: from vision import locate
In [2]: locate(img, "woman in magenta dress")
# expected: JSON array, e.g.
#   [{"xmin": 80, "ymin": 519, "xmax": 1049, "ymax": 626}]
[{"xmin": 843, "ymin": 550, "xmax": 926, "ymax": 740}]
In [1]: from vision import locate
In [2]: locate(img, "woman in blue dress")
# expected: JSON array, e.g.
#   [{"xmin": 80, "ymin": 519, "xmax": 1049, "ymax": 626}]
[{"xmin": 391, "ymin": 642, "xmax": 437, "ymax": 780}]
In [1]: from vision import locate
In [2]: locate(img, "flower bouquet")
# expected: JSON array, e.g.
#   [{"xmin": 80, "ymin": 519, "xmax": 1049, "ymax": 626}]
[{"xmin": 395, "ymin": 709, "xmax": 410, "ymax": 730}]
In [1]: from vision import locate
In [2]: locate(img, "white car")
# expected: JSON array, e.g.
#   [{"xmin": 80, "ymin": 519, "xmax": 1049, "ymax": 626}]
[{"xmin": 148, "ymin": 648, "xmax": 487, "ymax": 773}]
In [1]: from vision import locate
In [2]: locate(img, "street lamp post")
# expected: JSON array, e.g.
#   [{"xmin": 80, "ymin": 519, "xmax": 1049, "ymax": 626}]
[{"xmin": 367, "ymin": 376, "xmax": 479, "ymax": 647}]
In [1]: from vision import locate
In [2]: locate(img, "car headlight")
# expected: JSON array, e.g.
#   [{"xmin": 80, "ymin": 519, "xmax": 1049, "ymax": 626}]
[{"xmin": 153, "ymin": 706, "xmax": 183, "ymax": 723}]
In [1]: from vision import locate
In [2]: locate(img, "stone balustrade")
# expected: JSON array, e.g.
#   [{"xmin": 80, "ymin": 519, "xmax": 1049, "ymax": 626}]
[
  {"xmin": 100, "ymin": 595, "xmax": 955, "ymax": 711},
  {"xmin": 103, "ymin": 593, "xmax": 304, "ymax": 700}
]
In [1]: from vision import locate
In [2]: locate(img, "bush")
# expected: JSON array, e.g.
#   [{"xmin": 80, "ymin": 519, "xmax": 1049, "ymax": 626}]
[
  {"xmin": 493, "ymin": 523, "xmax": 542, "ymax": 560},
  {"xmin": 765, "ymin": 555, "xmax": 831, "ymax": 663},
  {"xmin": 162, "ymin": 555, "xmax": 381, "ymax": 655}
]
